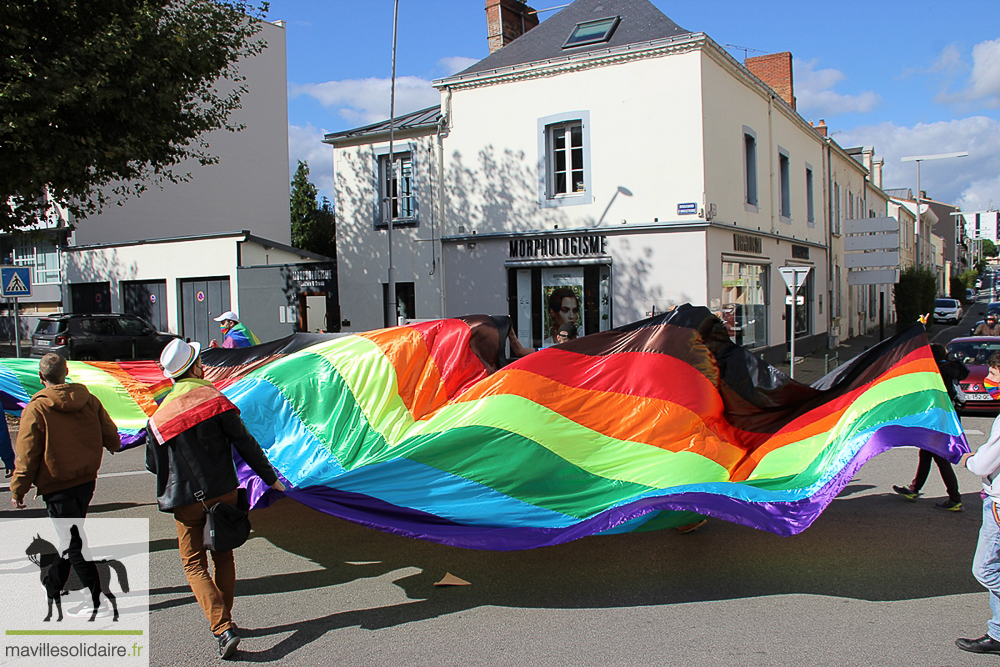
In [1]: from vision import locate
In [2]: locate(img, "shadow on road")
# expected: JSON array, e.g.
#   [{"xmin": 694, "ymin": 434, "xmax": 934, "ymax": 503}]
[{"xmin": 210, "ymin": 486, "xmax": 983, "ymax": 661}]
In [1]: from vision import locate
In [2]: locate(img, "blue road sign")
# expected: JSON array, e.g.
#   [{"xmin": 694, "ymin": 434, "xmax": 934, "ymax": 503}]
[{"xmin": 1, "ymin": 266, "xmax": 32, "ymax": 298}]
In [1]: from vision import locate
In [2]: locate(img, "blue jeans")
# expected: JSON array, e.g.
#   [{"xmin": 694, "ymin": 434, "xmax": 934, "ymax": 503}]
[{"xmin": 973, "ymin": 498, "xmax": 1000, "ymax": 640}]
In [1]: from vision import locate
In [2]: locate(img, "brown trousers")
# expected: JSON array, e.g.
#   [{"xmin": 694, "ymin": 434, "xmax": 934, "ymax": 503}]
[{"xmin": 173, "ymin": 489, "xmax": 239, "ymax": 635}]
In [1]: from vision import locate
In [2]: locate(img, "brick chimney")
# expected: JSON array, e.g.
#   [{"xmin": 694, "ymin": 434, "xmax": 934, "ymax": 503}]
[
  {"xmin": 745, "ymin": 52, "xmax": 796, "ymax": 110},
  {"xmin": 811, "ymin": 119, "xmax": 828, "ymax": 137},
  {"xmin": 486, "ymin": 0, "xmax": 539, "ymax": 54}
]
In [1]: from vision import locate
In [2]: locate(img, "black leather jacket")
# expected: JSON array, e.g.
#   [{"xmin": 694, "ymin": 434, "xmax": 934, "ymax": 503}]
[{"xmin": 145, "ymin": 408, "xmax": 278, "ymax": 512}]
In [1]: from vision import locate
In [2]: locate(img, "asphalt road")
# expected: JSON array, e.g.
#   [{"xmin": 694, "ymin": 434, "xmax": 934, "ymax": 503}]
[{"xmin": 2, "ymin": 301, "xmax": 998, "ymax": 666}]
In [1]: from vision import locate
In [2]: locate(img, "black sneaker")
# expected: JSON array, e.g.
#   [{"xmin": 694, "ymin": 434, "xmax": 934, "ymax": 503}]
[
  {"xmin": 892, "ymin": 484, "xmax": 920, "ymax": 501},
  {"xmin": 217, "ymin": 628, "xmax": 240, "ymax": 660},
  {"xmin": 957, "ymin": 634, "xmax": 1000, "ymax": 654},
  {"xmin": 936, "ymin": 500, "xmax": 963, "ymax": 511}
]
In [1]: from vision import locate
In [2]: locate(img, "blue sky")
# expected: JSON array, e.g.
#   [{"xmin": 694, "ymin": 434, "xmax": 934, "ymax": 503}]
[{"xmin": 266, "ymin": 0, "xmax": 1000, "ymax": 216}]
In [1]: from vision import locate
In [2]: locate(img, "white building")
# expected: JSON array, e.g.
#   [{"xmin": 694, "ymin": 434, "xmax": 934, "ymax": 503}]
[
  {"xmin": 327, "ymin": 0, "xmax": 835, "ymax": 363},
  {"xmin": 1, "ymin": 20, "xmax": 336, "ymax": 345}
]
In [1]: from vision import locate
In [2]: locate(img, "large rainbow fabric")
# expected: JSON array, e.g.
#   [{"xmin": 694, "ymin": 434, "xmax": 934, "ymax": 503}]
[{"xmin": 0, "ymin": 306, "xmax": 967, "ymax": 550}]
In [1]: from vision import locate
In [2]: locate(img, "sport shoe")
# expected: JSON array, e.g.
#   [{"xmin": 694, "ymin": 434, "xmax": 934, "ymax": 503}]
[
  {"xmin": 892, "ymin": 484, "xmax": 920, "ymax": 501},
  {"xmin": 936, "ymin": 500, "xmax": 963, "ymax": 511},
  {"xmin": 217, "ymin": 628, "xmax": 240, "ymax": 660}
]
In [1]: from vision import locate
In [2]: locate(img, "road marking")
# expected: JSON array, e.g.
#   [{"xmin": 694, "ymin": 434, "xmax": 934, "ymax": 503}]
[{"xmin": 966, "ymin": 429, "xmax": 985, "ymax": 435}]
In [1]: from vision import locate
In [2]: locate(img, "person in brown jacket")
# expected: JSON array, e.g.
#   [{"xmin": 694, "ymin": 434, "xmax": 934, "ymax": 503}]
[{"xmin": 10, "ymin": 353, "xmax": 121, "ymax": 605}]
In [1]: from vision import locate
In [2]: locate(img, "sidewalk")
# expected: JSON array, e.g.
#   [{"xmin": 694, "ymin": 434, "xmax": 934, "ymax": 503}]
[{"xmin": 776, "ymin": 297, "xmax": 988, "ymax": 385}]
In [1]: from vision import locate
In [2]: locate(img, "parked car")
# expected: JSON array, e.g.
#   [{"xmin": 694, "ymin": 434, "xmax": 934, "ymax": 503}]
[
  {"xmin": 968, "ymin": 288, "xmax": 978, "ymax": 303},
  {"xmin": 933, "ymin": 297, "xmax": 963, "ymax": 324},
  {"xmin": 948, "ymin": 337, "xmax": 1000, "ymax": 412},
  {"xmin": 30, "ymin": 314, "xmax": 181, "ymax": 361}
]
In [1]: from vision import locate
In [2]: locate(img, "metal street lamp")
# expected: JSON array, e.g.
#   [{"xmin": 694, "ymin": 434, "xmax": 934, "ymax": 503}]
[{"xmin": 901, "ymin": 151, "xmax": 968, "ymax": 268}]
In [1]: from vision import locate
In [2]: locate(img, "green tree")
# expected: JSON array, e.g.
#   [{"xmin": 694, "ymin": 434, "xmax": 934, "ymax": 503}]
[
  {"xmin": 290, "ymin": 161, "xmax": 336, "ymax": 257},
  {"xmin": 983, "ymin": 239, "xmax": 998, "ymax": 258},
  {"xmin": 893, "ymin": 266, "xmax": 937, "ymax": 333},
  {"xmin": 0, "ymin": 0, "xmax": 269, "ymax": 231}
]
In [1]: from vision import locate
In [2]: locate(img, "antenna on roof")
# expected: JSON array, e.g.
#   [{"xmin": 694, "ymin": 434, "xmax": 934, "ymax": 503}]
[
  {"xmin": 725, "ymin": 44, "xmax": 765, "ymax": 61},
  {"xmin": 528, "ymin": 3, "xmax": 571, "ymax": 14}
]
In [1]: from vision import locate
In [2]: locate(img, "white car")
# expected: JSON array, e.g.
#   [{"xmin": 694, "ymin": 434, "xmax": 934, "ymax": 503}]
[{"xmin": 934, "ymin": 298, "xmax": 963, "ymax": 324}]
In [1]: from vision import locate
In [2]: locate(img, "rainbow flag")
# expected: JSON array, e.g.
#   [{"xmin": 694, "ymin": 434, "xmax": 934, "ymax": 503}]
[{"xmin": 0, "ymin": 307, "xmax": 966, "ymax": 550}]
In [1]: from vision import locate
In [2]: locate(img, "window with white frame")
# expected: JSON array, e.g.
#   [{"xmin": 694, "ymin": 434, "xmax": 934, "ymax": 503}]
[
  {"xmin": 744, "ymin": 128, "xmax": 758, "ymax": 208},
  {"xmin": 538, "ymin": 112, "xmax": 592, "ymax": 207},
  {"xmin": 778, "ymin": 149, "xmax": 791, "ymax": 220},
  {"xmin": 13, "ymin": 240, "xmax": 60, "ymax": 284},
  {"xmin": 376, "ymin": 150, "xmax": 416, "ymax": 226}
]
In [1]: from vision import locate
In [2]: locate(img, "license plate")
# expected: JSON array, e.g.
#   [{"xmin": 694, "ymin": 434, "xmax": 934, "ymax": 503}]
[
  {"xmin": 36, "ymin": 339, "xmax": 50, "ymax": 346},
  {"xmin": 965, "ymin": 392, "xmax": 993, "ymax": 401}
]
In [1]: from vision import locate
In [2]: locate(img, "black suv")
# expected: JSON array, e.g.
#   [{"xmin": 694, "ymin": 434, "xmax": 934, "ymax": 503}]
[{"xmin": 30, "ymin": 314, "xmax": 181, "ymax": 361}]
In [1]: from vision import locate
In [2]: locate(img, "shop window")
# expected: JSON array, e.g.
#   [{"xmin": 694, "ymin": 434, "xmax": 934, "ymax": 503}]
[
  {"xmin": 538, "ymin": 112, "xmax": 592, "ymax": 207},
  {"xmin": 785, "ymin": 269, "xmax": 813, "ymax": 340},
  {"xmin": 721, "ymin": 261, "xmax": 768, "ymax": 349}
]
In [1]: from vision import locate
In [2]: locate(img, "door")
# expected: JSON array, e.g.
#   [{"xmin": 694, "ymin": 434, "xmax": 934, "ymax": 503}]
[
  {"xmin": 70, "ymin": 282, "xmax": 111, "ymax": 314},
  {"xmin": 180, "ymin": 277, "xmax": 231, "ymax": 346},
  {"xmin": 121, "ymin": 280, "xmax": 168, "ymax": 332}
]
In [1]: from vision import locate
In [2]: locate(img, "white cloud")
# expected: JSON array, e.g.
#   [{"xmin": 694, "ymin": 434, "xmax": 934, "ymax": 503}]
[
  {"xmin": 290, "ymin": 76, "xmax": 441, "ymax": 126},
  {"xmin": 838, "ymin": 116, "xmax": 1000, "ymax": 211},
  {"xmin": 438, "ymin": 56, "xmax": 478, "ymax": 76},
  {"xmin": 929, "ymin": 44, "xmax": 965, "ymax": 74},
  {"xmin": 794, "ymin": 58, "xmax": 881, "ymax": 116},
  {"xmin": 288, "ymin": 123, "xmax": 334, "ymax": 200},
  {"xmin": 936, "ymin": 38, "xmax": 1000, "ymax": 109}
]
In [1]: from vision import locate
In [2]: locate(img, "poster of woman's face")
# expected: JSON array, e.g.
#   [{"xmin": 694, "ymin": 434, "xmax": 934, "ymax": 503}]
[{"xmin": 544, "ymin": 285, "xmax": 582, "ymax": 343}]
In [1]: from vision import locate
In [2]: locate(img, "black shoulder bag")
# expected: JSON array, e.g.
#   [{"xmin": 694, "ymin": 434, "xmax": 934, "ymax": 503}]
[{"xmin": 172, "ymin": 443, "xmax": 251, "ymax": 552}]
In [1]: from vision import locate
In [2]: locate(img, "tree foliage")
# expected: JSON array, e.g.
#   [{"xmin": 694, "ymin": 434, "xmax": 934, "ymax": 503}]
[
  {"xmin": 893, "ymin": 266, "xmax": 937, "ymax": 334},
  {"xmin": 982, "ymin": 239, "xmax": 998, "ymax": 258},
  {"xmin": 290, "ymin": 161, "xmax": 336, "ymax": 257},
  {"xmin": 0, "ymin": 0, "xmax": 269, "ymax": 231}
]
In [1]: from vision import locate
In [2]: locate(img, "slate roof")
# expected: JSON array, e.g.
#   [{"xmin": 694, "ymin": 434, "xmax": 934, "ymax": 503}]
[
  {"xmin": 324, "ymin": 105, "xmax": 443, "ymax": 143},
  {"xmin": 450, "ymin": 0, "xmax": 690, "ymax": 78}
]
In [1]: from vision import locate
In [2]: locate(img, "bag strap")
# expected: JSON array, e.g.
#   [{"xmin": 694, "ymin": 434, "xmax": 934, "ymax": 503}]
[{"xmin": 169, "ymin": 442, "xmax": 210, "ymax": 512}]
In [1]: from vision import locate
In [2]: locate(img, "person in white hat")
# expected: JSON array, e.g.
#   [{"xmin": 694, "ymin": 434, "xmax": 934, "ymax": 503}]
[
  {"xmin": 212, "ymin": 310, "xmax": 259, "ymax": 349},
  {"xmin": 146, "ymin": 339, "xmax": 284, "ymax": 659}
]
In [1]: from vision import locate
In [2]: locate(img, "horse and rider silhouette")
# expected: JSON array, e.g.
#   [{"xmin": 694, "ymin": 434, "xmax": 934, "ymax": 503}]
[{"xmin": 25, "ymin": 524, "xmax": 129, "ymax": 622}]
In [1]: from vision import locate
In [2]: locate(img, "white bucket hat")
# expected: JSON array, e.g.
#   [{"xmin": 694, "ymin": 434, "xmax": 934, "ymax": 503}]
[
  {"xmin": 160, "ymin": 339, "xmax": 202, "ymax": 379},
  {"xmin": 213, "ymin": 310, "xmax": 240, "ymax": 323}
]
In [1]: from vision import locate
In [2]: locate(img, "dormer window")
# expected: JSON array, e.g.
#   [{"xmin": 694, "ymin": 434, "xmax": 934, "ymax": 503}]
[{"xmin": 563, "ymin": 16, "xmax": 620, "ymax": 49}]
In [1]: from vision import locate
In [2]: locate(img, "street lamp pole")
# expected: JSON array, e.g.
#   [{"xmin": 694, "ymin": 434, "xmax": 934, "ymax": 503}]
[
  {"xmin": 385, "ymin": 0, "xmax": 399, "ymax": 327},
  {"xmin": 901, "ymin": 151, "xmax": 968, "ymax": 268}
]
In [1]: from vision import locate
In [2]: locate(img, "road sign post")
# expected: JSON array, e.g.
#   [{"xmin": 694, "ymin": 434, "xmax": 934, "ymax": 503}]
[
  {"xmin": 1, "ymin": 267, "xmax": 33, "ymax": 358},
  {"xmin": 778, "ymin": 266, "xmax": 812, "ymax": 380}
]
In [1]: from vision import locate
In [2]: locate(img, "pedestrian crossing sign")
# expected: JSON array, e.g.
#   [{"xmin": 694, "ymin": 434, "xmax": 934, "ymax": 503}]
[{"xmin": 0, "ymin": 266, "xmax": 32, "ymax": 298}]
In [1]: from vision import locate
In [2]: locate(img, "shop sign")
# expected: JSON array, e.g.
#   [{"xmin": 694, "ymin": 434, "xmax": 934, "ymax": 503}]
[
  {"xmin": 290, "ymin": 267, "xmax": 334, "ymax": 289},
  {"xmin": 509, "ymin": 235, "xmax": 608, "ymax": 259},
  {"xmin": 733, "ymin": 233, "xmax": 762, "ymax": 254}
]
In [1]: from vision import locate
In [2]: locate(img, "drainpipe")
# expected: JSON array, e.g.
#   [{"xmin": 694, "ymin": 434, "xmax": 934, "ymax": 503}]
[
  {"xmin": 768, "ymin": 94, "xmax": 775, "ymax": 235},
  {"xmin": 436, "ymin": 88, "xmax": 452, "ymax": 318}
]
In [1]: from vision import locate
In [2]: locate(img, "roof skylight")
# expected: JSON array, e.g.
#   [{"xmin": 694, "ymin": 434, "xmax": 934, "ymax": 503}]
[{"xmin": 563, "ymin": 16, "xmax": 620, "ymax": 49}]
